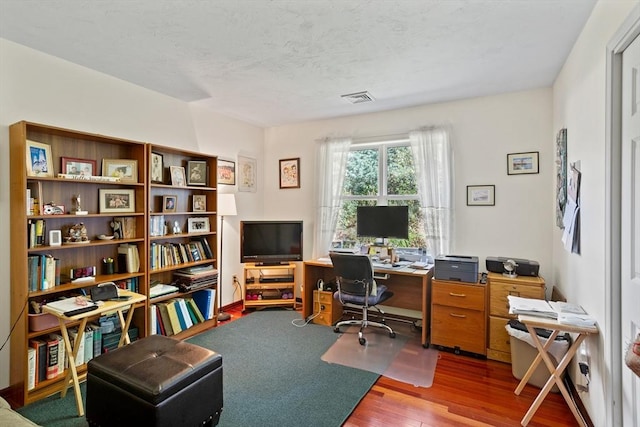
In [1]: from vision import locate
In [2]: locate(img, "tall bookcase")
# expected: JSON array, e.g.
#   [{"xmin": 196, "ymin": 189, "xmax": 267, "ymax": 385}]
[
  {"xmin": 146, "ymin": 144, "xmax": 219, "ymax": 337},
  {"xmin": 8, "ymin": 121, "xmax": 148, "ymax": 406},
  {"xmin": 7, "ymin": 122, "xmax": 219, "ymax": 407}
]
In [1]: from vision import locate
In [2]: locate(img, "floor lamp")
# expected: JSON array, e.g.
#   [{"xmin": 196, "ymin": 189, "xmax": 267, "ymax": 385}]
[{"xmin": 217, "ymin": 193, "xmax": 237, "ymax": 321}]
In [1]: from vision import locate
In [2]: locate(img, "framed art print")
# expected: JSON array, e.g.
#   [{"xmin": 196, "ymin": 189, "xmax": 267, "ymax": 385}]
[
  {"xmin": 193, "ymin": 194, "xmax": 206, "ymax": 212},
  {"xmin": 187, "ymin": 160, "xmax": 207, "ymax": 186},
  {"xmin": 217, "ymin": 159, "xmax": 236, "ymax": 185},
  {"xmin": 467, "ymin": 185, "xmax": 495, "ymax": 206},
  {"xmin": 162, "ymin": 195, "xmax": 177, "ymax": 213},
  {"xmin": 99, "ymin": 189, "xmax": 135, "ymax": 213},
  {"xmin": 170, "ymin": 166, "xmax": 187, "ymax": 187},
  {"xmin": 188, "ymin": 217, "xmax": 210, "ymax": 233},
  {"xmin": 279, "ymin": 158, "xmax": 300, "ymax": 189},
  {"xmin": 507, "ymin": 151, "xmax": 539, "ymax": 175},
  {"xmin": 102, "ymin": 159, "xmax": 138, "ymax": 183},
  {"xmin": 150, "ymin": 152, "xmax": 164, "ymax": 183},
  {"xmin": 238, "ymin": 155, "xmax": 257, "ymax": 192},
  {"xmin": 26, "ymin": 140, "xmax": 54, "ymax": 177}
]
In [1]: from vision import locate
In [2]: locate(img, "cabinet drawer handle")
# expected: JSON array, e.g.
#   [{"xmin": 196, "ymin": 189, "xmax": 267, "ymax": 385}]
[
  {"xmin": 449, "ymin": 313, "xmax": 466, "ymax": 318},
  {"xmin": 449, "ymin": 292, "xmax": 466, "ymax": 297}
]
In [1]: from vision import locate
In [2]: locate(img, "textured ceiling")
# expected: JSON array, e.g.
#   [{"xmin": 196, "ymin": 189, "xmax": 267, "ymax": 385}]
[{"xmin": 0, "ymin": 0, "xmax": 597, "ymax": 127}]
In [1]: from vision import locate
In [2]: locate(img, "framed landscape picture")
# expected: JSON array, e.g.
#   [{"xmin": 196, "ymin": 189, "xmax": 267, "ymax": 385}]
[
  {"xmin": 507, "ymin": 151, "xmax": 539, "ymax": 175},
  {"xmin": 467, "ymin": 185, "xmax": 495, "ymax": 206}
]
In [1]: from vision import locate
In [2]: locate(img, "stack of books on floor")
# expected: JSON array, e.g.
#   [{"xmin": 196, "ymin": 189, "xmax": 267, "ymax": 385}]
[{"xmin": 507, "ymin": 295, "xmax": 596, "ymax": 327}]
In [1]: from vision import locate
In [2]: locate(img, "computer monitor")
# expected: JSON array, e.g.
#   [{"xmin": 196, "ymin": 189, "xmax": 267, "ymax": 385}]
[{"xmin": 356, "ymin": 205, "xmax": 409, "ymax": 240}]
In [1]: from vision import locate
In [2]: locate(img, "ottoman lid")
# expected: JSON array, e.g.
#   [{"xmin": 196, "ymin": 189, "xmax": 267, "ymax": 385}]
[{"xmin": 88, "ymin": 335, "xmax": 222, "ymax": 403}]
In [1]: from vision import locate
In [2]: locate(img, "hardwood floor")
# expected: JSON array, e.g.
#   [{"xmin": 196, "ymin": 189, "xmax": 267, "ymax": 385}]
[{"xmin": 224, "ymin": 304, "xmax": 579, "ymax": 427}]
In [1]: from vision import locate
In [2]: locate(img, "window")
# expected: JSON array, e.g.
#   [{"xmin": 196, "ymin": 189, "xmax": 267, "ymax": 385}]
[{"xmin": 332, "ymin": 140, "xmax": 426, "ymax": 249}]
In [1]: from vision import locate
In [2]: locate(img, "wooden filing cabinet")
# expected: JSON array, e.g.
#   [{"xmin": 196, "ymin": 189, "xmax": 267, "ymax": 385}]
[
  {"xmin": 487, "ymin": 272, "xmax": 546, "ymax": 363},
  {"xmin": 431, "ymin": 278, "xmax": 486, "ymax": 355},
  {"xmin": 312, "ymin": 290, "xmax": 343, "ymax": 326}
]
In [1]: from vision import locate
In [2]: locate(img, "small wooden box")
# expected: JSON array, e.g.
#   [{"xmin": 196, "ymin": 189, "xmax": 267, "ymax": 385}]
[{"xmin": 312, "ymin": 290, "xmax": 342, "ymax": 326}]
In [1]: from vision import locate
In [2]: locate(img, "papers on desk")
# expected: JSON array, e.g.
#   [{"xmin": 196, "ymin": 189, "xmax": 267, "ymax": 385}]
[
  {"xmin": 45, "ymin": 297, "xmax": 97, "ymax": 315},
  {"xmin": 508, "ymin": 296, "xmax": 596, "ymax": 327}
]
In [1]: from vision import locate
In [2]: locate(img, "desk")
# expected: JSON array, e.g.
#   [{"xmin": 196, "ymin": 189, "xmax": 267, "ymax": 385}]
[
  {"xmin": 514, "ymin": 315, "xmax": 599, "ymax": 427},
  {"xmin": 302, "ymin": 259, "xmax": 432, "ymax": 347},
  {"xmin": 43, "ymin": 290, "xmax": 146, "ymax": 417}
]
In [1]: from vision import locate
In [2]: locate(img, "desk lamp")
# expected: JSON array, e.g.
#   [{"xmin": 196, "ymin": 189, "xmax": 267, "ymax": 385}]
[{"xmin": 217, "ymin": 194, "xmax": 237, "ymax": 321}]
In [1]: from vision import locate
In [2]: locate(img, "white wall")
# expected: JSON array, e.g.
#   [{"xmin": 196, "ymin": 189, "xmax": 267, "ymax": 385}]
[
  {"xmin": 552, "ymin": 1, "xmax": 637, "ymax": 425},
  {"xmin": 264, "ymin": 88, "xmax": 554, "ymax": 279},
  {"xmin": 0, "ymin": 38, "xmax": 264, "ymax": 389}
]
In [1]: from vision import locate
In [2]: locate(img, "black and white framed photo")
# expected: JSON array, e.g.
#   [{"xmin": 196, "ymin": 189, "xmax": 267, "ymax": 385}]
[
  {"xmin": 187, "ymin": 160, "xmax": 207, "ymax": 186},
  {"xmin": 467, "ymin": 185, "xmax": 495, "ymax": 206},
  {"xmin": 150, "ymin": 152, "xmax": 164, "ymax": 183},
  {"xmin": 187, "ymin": 217, "xmax": 210, "ymax": 233},
  {"xmin": 193, "ymin": 194, "xmax": 206, "ymax": 212},
  {"xmin": 217, "ymin": 159, "xmax": 236, "ymax": 185},
  {"xmin": 162, "ymin": 195, "xmax": 177, "ymax": 213},
  {"xmin": 507, "ymin": 151, "xmax": 539, "ymax": 175},
  {"xmin": 170, "ymin": 166, "xmax": 187, "ymax": 187},
  {"xmin": 49, "ymin": 230, "xmax": 62, "ymax": 246},
  {"xmin": 99, "ymin": 189, "xmax": 136, "ymax": 213}
]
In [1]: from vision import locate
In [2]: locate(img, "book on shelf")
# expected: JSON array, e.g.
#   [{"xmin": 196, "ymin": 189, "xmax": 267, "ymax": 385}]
[
  {"xmin": 165, "ymin": 300, "xmax": 183, "ymax": 334},
  {"xmin": 172, "ymin": 299, "xmax": 189, "ymax": 331},
  {"xmin": 27, "ymin": 347, "xmax": 36, "ymax": 390},
  {"xmin": 27, "ymin": 255, "xmax": 39, "ymax": 292},
  {"xmin": 156, "ymin": 302, "xmax": 175, "ymax": 336},
  {"xmin": 192, "ymin": 288, "xmax": 215, "ymax": 320},
  {"xmin": 186, "ymin": 298, "xmax": 205, "ymax": 323},
  {"xmin": 84, "ymin": 326, "xmax": 94, "ymax": 363},
  {"xmin": 68, "ymin": 328, "xmax": 85, "ymax": 367},
  {"xmin": 149, "ymin": 283, "xmax": 179, "ymax": 298},
  {"xmin": 152, "ymin": 304, "xmax": 166, "ymax": 336},
  {"xmin": 176, "ymin": 298, "xmax": 194, "ymax": 329},
  {"xmin": 49, "ymin": 333, "xmax": 66, "ymax": 376},
  {"xmin": 29, "ymin": 339, "xmax": 46, "ymax": 385},
  {"xmin": 118, "ymin": 244, "xmax": 140, "ymax": 273},
  {"xmin": 89, "ymin": 323, "xmax": 102, "ymax": 359},
  {"xmin": 45, "ymin": 335, "xmax": 59, "ymax": 380},
  {"xmin": 149, "ymin": 304, "xmax": 157, "ymax": 335}
]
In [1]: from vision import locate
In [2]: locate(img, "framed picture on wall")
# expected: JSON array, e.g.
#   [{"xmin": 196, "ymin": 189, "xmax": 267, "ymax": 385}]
[
  {"xmin": 238, "ymin": 155, "xmax": 257, "ymax": 192},
  {"xmin": 507, "ymin": 151, "xmax": 539, "ymax": 175},
  {"xmin": 279, "ymin": 158, "xmax": 300, "ymax": 189},
  {"xmin": 217, "ymin": 159, "xmax": 236, "ymax": 185},
  {"xmin": 467, "ymin": 185, "xmax": 495, "ymax": 206}
]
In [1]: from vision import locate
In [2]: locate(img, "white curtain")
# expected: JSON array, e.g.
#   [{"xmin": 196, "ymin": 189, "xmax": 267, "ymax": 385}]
[
  {"xmin": 409, "ymin": 127, "xmax": 454, "ymax": 257},
  {"xmin": 313, "ymin": 137, "xmax": 352, "ymax": 258}
]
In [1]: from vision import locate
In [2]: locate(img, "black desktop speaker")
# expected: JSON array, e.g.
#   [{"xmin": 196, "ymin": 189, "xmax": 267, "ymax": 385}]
[{"xmin": 485, "ymin": 256, "xmax": 540, "ymax": 277}]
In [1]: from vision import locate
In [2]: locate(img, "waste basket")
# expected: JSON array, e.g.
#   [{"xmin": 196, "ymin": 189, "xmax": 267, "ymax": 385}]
[{"xmin": 506, "ymin": 319, "xmax": 570, "ymax": 392}]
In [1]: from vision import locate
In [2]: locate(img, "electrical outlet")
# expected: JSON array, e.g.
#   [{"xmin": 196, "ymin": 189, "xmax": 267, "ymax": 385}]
[{"xmin": 233, "ymin": 274, "xmax": 237, "ymax": 283}]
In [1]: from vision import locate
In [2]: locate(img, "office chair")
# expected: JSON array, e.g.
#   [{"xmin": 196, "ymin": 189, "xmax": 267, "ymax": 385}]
[{"xmin": 329, "ymin": 252, "xmax": 396, "ymax": 345}]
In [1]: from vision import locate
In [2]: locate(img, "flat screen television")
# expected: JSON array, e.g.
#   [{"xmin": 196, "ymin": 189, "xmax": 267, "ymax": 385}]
[
  {"xmin": 240, "ymin": 221, "xmax": 303, "ymax": 265},
  {"xmin": 356, "ymin": 205, "xmax": 409, "ymax": 240}
]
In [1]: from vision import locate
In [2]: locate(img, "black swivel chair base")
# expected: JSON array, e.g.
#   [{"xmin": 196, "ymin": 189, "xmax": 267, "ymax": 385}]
[{"xmin": 334, "ymin": 305, "xmax": 396, "ymax": 345}]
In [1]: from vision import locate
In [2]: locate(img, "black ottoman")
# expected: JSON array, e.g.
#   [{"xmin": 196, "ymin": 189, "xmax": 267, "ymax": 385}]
[{"xmin": 86, "ymin": 334, "xmax": 223, "ymax": 427}]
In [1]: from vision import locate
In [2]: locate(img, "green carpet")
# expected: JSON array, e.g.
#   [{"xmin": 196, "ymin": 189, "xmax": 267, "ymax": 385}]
[{"xmin": 18, "ymin": 309, "xmax": 379, "ymax": 426}]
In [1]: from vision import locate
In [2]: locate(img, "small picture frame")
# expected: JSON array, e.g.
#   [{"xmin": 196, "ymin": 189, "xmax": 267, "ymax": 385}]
[
  {"xmin": 187, "ymin": 160, "xmax": 207, "ymax": 186},
  {"xmin": 26, "ymin": 140, "xmax": 54, "ymax": 177},
  {"xmin": 99, "ymin": 189, "xmax": 136, "ymax": 213},
  {"xmin": 467, "ymin": 185, "xmax": 495, "ymax": 206},
  {"xmin": 170, "ymin": 166, "xmax": 187, "ymax": 187},
  {"xmin": 49, "ymin": 230, "xmax": 62, "ymax": 247},
  {"xmin": 150, "ymin": 152, "xmax": 164, "ymax": 183},
  {"xmin": 217, "ymin": 159, "xmax": 236, "ymax": 185},
  {"xmin": 193, "ymin": 194, "xmax": 206, "ymax": 212},
  {"xmin": 102, "ymin": 159, "xmax": 138, "ymax": 183},
  {"xmin": 163, "ymin": 195, "xmax": 177, "ymax": 213},
  {"xmin": 188, "ymin": 217, "xmax": 210, "ymax": 233},
  {"xmin": 279, "ymin": 158, "xmax": 300, "ymax": 189},
  {"xmin": 507, "ymin": 151, "xmax": 539, "ymax": 175},
  {"xmin": 61, "ymin": 157, "xmax": 96, "ymax": 177}
]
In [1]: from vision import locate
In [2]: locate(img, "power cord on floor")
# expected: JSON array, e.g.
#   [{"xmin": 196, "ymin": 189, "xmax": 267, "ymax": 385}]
[{"xmin": 291, "ymin": 288, "xmax": 322, "ymax": 327}]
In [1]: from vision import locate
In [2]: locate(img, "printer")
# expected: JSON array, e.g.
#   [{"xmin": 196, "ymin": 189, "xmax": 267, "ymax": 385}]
[{"xmin": 434, "ymin": 255, "xmax": 479, "ymax": 283}]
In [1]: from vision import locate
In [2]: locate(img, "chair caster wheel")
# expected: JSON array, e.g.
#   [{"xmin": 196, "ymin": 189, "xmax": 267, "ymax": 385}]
[
  {"xmin": 390, "ymin": 332, "xmax": 396, "ymax": 339},
  {"xmin": 333, "ymin": 327, "xmax": 340, "ymax": 333},
  {"xmin": 359, "ymin": 337, "xmax": 366, "ymax": 345}
]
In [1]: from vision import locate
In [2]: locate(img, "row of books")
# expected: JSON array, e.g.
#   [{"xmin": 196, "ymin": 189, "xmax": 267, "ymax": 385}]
[
  {"xmin": 149, "ymin": 238, "xmax": 212, "ymax": 270},
  {"xmin": 27, "ymin": 321, "xmax": 139, "ymax": 390},
  {"xmin": 28, "ymin": 254, "xmax": 60, "ymax": 291},
  {"xmin": 150, "ymin": 289, "xmax": 215, "ymax": 336},
  {"xmin": 27, "ymin": 218, "xmax": 47, "ymax": 248},
  {"xmin": 507, "ymin": 295, "xmax": 596, "ymax": 327}
]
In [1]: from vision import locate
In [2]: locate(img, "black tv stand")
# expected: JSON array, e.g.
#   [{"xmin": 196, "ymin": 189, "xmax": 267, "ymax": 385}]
[{"xmin": 255, "ymin": 261, "xmax": 291, "ymax": 266}]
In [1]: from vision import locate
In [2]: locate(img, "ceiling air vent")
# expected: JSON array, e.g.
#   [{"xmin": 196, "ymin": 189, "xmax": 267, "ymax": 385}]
[{"xmin": 341, "ymin": 91, "xmax": 375, "ymax": 104}]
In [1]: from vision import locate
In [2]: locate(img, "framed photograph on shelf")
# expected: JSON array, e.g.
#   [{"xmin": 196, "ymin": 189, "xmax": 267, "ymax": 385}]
[
  {"xmin": 99, "ymin": 189, "xmax": 136, "ymax": 213},
  {"xmin": 467, "ymin": 185, "xmax": 495, "ymax": 206},
  {"xmin": 279, "ymin": 157, "xmax": 300, "ymax": 189},
  {"xmin": 150, "ymin": 152, "xmax": 164, "ymax": 183},
  {"xmin": 61, "ymin": 157, "xmax": 96, "ymax": 177},
  {"xmin": 217, "ymin": 159, "xmax": 236, "ymax": 185},
  {"xmin": 162, "ymin": 195, "xmax": 177, "ymax": 213},
  {"xmin": 187, "ymin": 217, "xmax": 210, "ymax": 233},
  {"xmin": 102, "ymin": 159, "xmax": 138, "ymax": 182},
  {"xmin": 187, "ymin": 160, "xmax": 207, "ymax": 186},
  {"xmin": 170, "ymin": 166, "xmax": 187, "ymax": 187},
  {"xmin": 238, "ymin": 155, "xmax": 257, "ymax": 192},
  {"xmin": 507, "ymin": 151, "xmax": 539, "ymax": 175},
  {"xmin": 26, "ymin": 140, "xmax": 54, "ymax": 177},
  {"xmin": 193, "ymin": 194, "xmax": 206, "ymax": 212}
]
